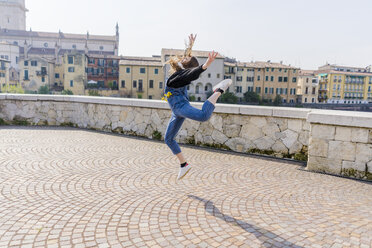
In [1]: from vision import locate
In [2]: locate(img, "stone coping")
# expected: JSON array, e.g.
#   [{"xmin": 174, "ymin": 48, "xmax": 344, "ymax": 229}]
[
  {"xmin": 308, "ymin": 110, "xmax": 372, "ymax": 129},
  {"xmin": 2, "ymin": 94, "xmax": 372, "ymax": 127}
]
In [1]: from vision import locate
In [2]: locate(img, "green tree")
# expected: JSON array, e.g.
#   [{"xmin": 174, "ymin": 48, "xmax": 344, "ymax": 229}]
[
  {"xmin": 1, "ymin": 85, "xmax": 24, "ymax": 94},
  {"xmin": 137, "ymin": 93, "xmax": 142, "ymax": 99},
  {"xmin": 273, "ymin": 95, "xmax": 283, "ymax": 106},
  {"xmin": 61, "ymin": 89, "xmax": 73, "ymax": 95},
  {"xmin": 218, "ymin": 92, "xmax": 238, "ymax": 104},
  {"xmin": 38, "ymin": 86, "xmax": 49, "ymax": 94},
  {"xmin": 88, "ymin": 89, "xmax": 100, "ymax": 96},
  {"xmin": 243, "ymin": 91, "xmax": 260, "ymax": 103},
  {"xmin": 189, "ymin": 95, "xmax": 196, "ymax": 102}
]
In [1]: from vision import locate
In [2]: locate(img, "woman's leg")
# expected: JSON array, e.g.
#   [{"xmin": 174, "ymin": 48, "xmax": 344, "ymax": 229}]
[
  {"xmin": 207, "ymin": 92, "xmax": 222, "ymax": 105},
  {"xmin": 164, "ymin": 112, "xmax": 185, "ymax": 156},
  {"xmin": 177, "ymin": 99, "xmax": 216, "ymax": 122}
]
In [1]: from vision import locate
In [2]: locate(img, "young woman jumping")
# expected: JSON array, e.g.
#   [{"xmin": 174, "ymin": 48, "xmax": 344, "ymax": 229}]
[{"xmin": 164, "ymin": 34, "xmax": 232, "ymax": 180}]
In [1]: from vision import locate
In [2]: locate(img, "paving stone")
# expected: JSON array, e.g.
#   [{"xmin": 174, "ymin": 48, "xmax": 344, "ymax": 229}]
[{"xmin": 0, "ymin": 126, "xmax": 371, "ymax": 248}]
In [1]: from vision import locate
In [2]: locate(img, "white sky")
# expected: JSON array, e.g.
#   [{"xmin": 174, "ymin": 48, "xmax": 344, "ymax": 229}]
[{"xmin": 26, "ymin": 0, "xmax": 372, "ymax": 69}]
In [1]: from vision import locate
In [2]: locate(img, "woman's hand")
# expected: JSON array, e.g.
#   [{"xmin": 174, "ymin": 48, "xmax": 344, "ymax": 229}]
[
  {"xmin": 188, "ymin": 34, "xmax": 197, "ymax": 46},
  {"xmin": 202, "ymin": 51, "xmax": 218, "ymax": 70}
]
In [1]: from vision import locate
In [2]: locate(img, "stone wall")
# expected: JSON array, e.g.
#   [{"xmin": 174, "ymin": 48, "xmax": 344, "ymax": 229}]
[
  {"xmin": 307, "ymin": 110, "xmax": 372, "ymax": 180},
  {"xmin": 1, "ymin": 94, "xmax": 372, "ymax": 180}
]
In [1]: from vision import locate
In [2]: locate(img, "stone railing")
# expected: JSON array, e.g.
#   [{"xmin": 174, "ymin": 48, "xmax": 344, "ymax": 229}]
[{"xmin": 0, "ymin": 94, "xmax": 371, "ymax": 180}]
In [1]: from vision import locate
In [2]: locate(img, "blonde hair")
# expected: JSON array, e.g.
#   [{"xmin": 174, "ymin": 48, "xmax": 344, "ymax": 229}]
[{"xmin": 165, "ymin": 36, "xmax": 196, "ymax": 75}]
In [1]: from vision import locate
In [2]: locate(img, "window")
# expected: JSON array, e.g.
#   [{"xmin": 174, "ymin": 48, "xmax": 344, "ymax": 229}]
[
  {"xmin": 208, "ymin": 73, "xmax": 211, "ymax": 78},
  {"xmin": 126, "ymin": 67, "xmax": 130, "ymax": 73},
  {"xmin": 133, "ymin": 80, "xmax": 137, "ymax": 88},
  {"xmin": 154, "ymin": 68, "xmax": 159, "ymax": 74},
  {"xmin": 149, "ymin": 96, "xmax": 152, "ymax": 99},
  {"xmin": 42, "ymin": 77, "xmax": 45, "ymax": 82},
  {"xmin": 68, "ymin": 56, "xmax": 74, "ymax": 64},
  {"xmin": 31, "ymin": 61, "xmax": 37, "ymax": 66},
  {"xmin": 278, "ymin": 77, "xmax": 283, "ymax": 82},
  {"xmin": 205, "ymin": 86, "xmax": 208, "ymax": 91},
  {"xmin": 24, "ymin": 70, "xmax": 28, "ymax": 80},
  {"xmin": 257, "ymin": 76, "xmax": 260, "ymax": 81},
  {"xmin": 159, "ymin": 82, "xmax": 163, "ymax": 89},
  {"xmin": 247, "ymin": 86, "xmax": 254, "ymax": 92},
  {"xmin": 149, "ymin": 80, "xmax": 154, "ymax": 88},
  {"xmin": 265, "ymin": 87, "xmax": 268, "ymax": 94},
  {"xmin": 292, "ymin": 77, "xmax": 297, "ymax": 83},
  {"xmin": 217, "ymin": 74, "xmax": 220, "ymax": 78},
  {"xmin": 270, "ymin": 87, "xmax": 274, "ymax": 94},
  {"xmin": 293, "ymin": 70, "xmax": 296, "ymax": 73},
  {"xmin": 68, "ymin": 67, "xmax": 75, "ymax": 73},
  {"xmin": 138, "ymin": 80, "xmax": 143, "ymax": 91},
  {"xmin": 100, "ymin": 46, "xmax": 104, "ymax": 50},
  {"xmin": 284, "ymin": 77, "xmax": 288, "ymax": 82},
  {"xmin": 271, "ymin": 68, "xmax": 274, "ymax": 72},
  {"xmin": 55, "ymin": 73, "xmax": 60, "ymax": 79},
  {"xmin": 44, "ymin": 43, "xmax": 48, "ymax": 48},
  {"xmin": 235, "ymin": 86, "xmax": 242, "ymax": 93},
  {"xmin": 70, "ymin": 80, "xmax": 73, "ymax": 87},
  {"xmin": 121, "ymin": 80, "xmax": 125, "ymax": 88},
  {"xmin": 140, "ymin": 68, "xmax": 145, "ymax": 74},
  {"xmin": 305, "ymin": 87, "xmax": 308, "ymax": 94},
  {"xmin": 306, "ymin": 78, "xmax": 309, "ymax": 83},
  {"xmin": 265, "ymin": 76, "xmax": 268, "ymax": 81},
  {"xmin": 271, "ymin": 76, "xmax": 274, "ymax": 82},
  {"xmin": 196, "ymin": 85, "xmax": 200, "ymax": 94},
  {"xmin": 236, "ymin": 76, "xmax": 242, "ymax": 82},
  {"xmin": 255, "ymin": 87, "xmax": 261, "ymax": 93},
  {"xmin": 72, "ymin": 44, "xmax": 76, "ymax": 49},
  {"xmin": 266, "ymin": 68, "xmax": 269, "ymax": 72},
  {"xmin": 312, "ymin": 98, "xmax": 315, "ymax": 103}
]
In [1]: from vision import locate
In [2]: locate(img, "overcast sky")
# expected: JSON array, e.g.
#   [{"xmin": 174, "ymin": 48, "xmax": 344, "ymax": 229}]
[{"xmin": 26, "ymin": 0, "xmax": 372, "ymax": 69}]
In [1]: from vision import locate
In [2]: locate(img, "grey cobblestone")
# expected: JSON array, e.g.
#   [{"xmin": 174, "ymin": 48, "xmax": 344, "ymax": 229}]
[{"xmin": 0, "ymin": 126, "xmax": 372, "ymax": 247}]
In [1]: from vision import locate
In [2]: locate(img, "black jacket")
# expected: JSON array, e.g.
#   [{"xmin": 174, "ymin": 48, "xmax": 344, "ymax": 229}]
[{"xmin": 166, "ymin": 65, "xmax": 206, "ymax": 88}]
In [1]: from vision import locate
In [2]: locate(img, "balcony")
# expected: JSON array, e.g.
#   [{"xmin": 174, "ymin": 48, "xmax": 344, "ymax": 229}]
[{"xmin": 36, "ymin": 71, "xmax": 47, "ymax": 76}]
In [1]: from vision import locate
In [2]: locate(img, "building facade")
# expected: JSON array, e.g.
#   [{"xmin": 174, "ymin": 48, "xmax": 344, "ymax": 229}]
[
  {"xmin": 224, "ymin": 61, "xmax": 299, "ymax": 103},
  {"xmin": 119, "ymin": 56, "xmax": 164, "ymax": 99},
  {"xmin": 161, "ymin": 48, "xmax": 225, "ymax": 101},
  {"xmin": 62, "ymin": 52, "xmax": 87, "ymax": 95},
  {"xmin": 0, "ymin": 58, "xmax": 10, "ymax": 91},
  {"xmin": 19, "ymin": 56, "xmax": 54, "ymax": 92},
  {"xmin": 0, "ymin": 0, "xmax": 27, "ymax": 31},
  {"xmin": 0, "ymin": 41, "xmax": 19, "ymax": 70},
  {"xmin": 297, "ymin": 70, "xmax": 319, "ymax": 103},
  {"xmin": 87, "ymin": 54, "xmax": 120, "ymax": 90}
]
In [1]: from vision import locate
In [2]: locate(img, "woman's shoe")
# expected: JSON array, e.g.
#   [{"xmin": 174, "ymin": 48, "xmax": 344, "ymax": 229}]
[
  {"xmin": 213, "ymin": 79, "xmax": 233, "ymax": 93},
  {"xmin": 177, "ymin": 163, "xmax": 191, "ymax": 180}
]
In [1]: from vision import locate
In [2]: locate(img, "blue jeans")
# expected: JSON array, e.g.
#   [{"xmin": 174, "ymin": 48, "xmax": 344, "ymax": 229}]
[{"xmin": 164, "ymin": 100, "xmax": 215, "ymax": 155}]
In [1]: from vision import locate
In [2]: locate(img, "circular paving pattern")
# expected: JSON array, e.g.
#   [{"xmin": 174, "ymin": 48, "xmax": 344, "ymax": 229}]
[{"xmin": 0, "ymin": 126, "xmax": 372, "ymax": 248}]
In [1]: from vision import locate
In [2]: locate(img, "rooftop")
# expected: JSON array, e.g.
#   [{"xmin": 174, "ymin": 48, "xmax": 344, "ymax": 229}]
[
  {"xmin": 224, "ymin": 61, "xmax": 299, "ymax": 69},
  {"xmin": 119, "ymin": 56, "xmax": 163, "ymax": 66},
  {"xmin": 0, "ymin": 28, "xmax": 116, "ymax": 42},
  {"xmin": 161, "ymin": 48, "xmax": 225, "ymax": 59},
  {"xmin": 0, "ymin": 126, "xmax": 371, "ymax": 247}
]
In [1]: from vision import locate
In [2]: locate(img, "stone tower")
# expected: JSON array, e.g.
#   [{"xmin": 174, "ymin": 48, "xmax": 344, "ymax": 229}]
[{"xmin": 0, "ymin": 0, "xmax": 28, "ymax": 30}]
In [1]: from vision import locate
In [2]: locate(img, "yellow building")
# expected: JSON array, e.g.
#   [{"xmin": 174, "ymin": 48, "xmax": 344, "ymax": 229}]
[
  {"xmin": 297, "ymin": 70, "xmax": 319, "ymax": 103},
  {"xmin": 0, "ymin": 58, "xmax": 10, "ymax": 92},
  {"xmin": 317, "ymin": 64, "xmax": 372, "ymax": 104},
  {"xmin": 19, "ymin": 56, "xmax": 54, "ymax": 93},
  {"xmin": 62, "ymin": 52, "xmax": 87, "ymax": 95},
  {"xmin": 224, "ymin": 61, "xmax": 299, "ymax": 103},
  {"xmin": 119, "ymin": 56, "xmax": 164, "ymax": 99}
]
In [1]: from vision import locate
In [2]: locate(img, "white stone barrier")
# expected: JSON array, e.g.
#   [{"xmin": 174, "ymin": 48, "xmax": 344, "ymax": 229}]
[{"xmin": 0, "ymin": 94, "xmax": 371, "ymax": 180}]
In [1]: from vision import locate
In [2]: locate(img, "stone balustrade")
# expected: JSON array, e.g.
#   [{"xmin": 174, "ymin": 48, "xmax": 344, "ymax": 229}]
[{"xmin": 0, "ymin": 94, "xmax": 371, "ymax": 180}]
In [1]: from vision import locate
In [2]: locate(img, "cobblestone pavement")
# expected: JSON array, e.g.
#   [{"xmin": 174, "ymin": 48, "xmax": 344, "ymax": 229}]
[{"xmin": 0, "ymin": 127, "xmax": 372, "ymax": 248}]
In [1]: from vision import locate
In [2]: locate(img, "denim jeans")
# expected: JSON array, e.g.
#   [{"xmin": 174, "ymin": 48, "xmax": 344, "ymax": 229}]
[{"xmin": 164, "ymin": 86, "xmax": 215, "ymax": 155}]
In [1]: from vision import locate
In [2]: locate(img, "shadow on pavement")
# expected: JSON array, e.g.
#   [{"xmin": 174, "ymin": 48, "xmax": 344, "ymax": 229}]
[{"xmin": 188, "ymin": 195, "xmax": 304, "ymax": 248}]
